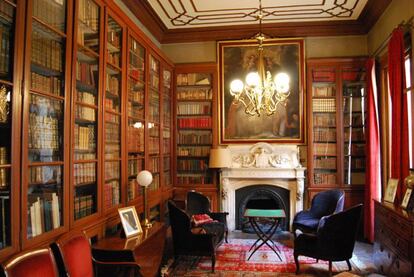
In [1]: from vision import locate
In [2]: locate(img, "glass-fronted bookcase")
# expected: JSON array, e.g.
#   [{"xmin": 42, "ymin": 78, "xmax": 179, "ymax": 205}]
[{"xmin": 307, "ymin": 58, "xmax": 367, "ymax": 208}]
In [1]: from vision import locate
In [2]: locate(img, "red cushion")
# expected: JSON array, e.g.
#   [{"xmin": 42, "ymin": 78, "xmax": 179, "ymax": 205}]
[
  {"xmin": 61, "ymin": 236, "xmax": 94, "ymax": 277},
  {"xmin": 6, "ymin": 249, "xmax": 58, "ymax": 277},
  {"xmin": 191, "ymin": 214, "xmax": 214, "ymax": 226}
]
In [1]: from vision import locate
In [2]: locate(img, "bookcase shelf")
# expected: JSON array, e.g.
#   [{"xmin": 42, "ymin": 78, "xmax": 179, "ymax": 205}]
[{"xmin": 307, "ymin": 58, "xmax": 367, "ymax": 209}]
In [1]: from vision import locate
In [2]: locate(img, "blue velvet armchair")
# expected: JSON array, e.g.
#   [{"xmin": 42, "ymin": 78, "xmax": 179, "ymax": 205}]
[
  {"xmin": 292, "ymin": 189, "xmax": 344, "ymax": 237},
  {"xmin": 294, "ymin": 204, "xmax": 363, "ymax": 276}
]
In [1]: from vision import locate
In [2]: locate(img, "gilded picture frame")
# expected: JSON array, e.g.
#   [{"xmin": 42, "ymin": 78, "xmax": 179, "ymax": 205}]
[{"xmin": 218, "ymin": 38, "xmax": 305, "ymax": 143}]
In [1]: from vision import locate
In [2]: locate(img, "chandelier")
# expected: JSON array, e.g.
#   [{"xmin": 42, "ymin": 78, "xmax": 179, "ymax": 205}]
[{"xmin": 229, "ymin": 0, "xmax": 290, "ymax": 116}]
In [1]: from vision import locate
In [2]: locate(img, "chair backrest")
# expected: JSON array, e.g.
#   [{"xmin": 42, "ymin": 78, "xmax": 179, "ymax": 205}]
[
  {"xmin": 310, "ymin": 189, "xmax": 345, "ymax": 218},
  {"xmin": 186, "ymin": 191, "xmax": 211, "ymax": 216},
  {"xmin": 317, "ymin": 204, "xmax": 363, "ymax": 257},
  {"xmin": 2, "ymin": 248, "xmax": 59, "ymax": 277},
  {"xmin": 168, "ymin": 200, "xmax": 192, "ymax": 248},
  {"xmin": 52, "ymin": 234, "xmax": 94, "ymax": 277}
]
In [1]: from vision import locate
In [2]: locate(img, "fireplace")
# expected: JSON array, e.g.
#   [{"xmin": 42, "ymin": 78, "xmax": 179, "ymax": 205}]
[
  {"xmin": 220, "ymin": 143, "xmax": 306, "ymax": 231},
  {"xmin": 236, "ymin": 185, "xmax": 290, "ymax": 232}
]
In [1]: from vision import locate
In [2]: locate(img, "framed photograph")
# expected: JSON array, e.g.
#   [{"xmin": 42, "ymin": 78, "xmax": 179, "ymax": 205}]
[
  {"xmin": 384, "ymin": 178, "xmax": 399, "ymax": 203},
  {"xmin": 401, "ymin": 188, "xmax": 413, "ymax": 209},
  {"xmin": 218, "ymin": 38, "xmax": 305, "ymax": 143},
  {"xmin": 118, "ymin": 206, "xmax": 142, "ymax": 238}
]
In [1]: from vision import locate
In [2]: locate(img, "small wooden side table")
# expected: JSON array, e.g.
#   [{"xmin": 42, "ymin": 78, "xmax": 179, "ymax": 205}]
[{"xmin": 92, "ymin": 222, "xmax": 167, "ymax": 277}]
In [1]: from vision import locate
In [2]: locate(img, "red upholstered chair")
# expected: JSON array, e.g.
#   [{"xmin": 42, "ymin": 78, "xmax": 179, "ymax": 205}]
[{"xmin": 1, "ymin": 248, "xmax": 59, "ymax": 277}]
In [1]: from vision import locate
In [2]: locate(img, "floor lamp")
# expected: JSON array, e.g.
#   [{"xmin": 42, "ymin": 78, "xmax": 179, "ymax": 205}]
[
  {"xmin": 137, "ymin": 170, "xmax": 153, "ymax": 228},
  {"xmin": 209, "ymin": 147, "xmax": 232, "ymax": 211}
]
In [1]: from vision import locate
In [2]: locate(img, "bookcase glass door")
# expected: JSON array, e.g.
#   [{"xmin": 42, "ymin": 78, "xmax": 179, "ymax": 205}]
[
  {"xmin": 176, "ymin": 72, "xmax": 213, "ymax": 185},
  {"xmin": 148, "ymin": 55, "xmax": 160, "ymax": 191},
  {"xmin": 311, "ymin": 67, "xmax": 338, "ymax": 186},
  {"xmin": 0, "ymin": 0, "xmax": 16, "ymax": 250},
  {"xmin": 104, "ymin": 15, "xmax": 122, "ymax": 210},
  {"xmin": 73, "ymin": 0, "xmax": 100, "ymax": 221},
  {"xmin": 127, "ymin": 35, "xmax": 145, "ymax": 202},
  {"xmin": 26, "ymin": 0, "xmax": 68, "ymax": 238},
  {"xmin": 342, "ymin": 67, "xmax": 366, "ymax": 185},
  {"xmin": 163, "ymin": 68, "xmax": 172, "ymax": 189}
]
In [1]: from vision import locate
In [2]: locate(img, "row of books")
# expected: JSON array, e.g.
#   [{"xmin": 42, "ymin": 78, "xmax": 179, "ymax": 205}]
[
  {"xmin": 76, "ymin": 105, "xmax": 95, "ymax": 121},
  {"xmin": 73, "ymin": 162, "xmax": 96, "ymax": 185},
  {"xmin": 107, "ymin": 27, "xmax": 121, "ymax": 49},
  {"xmin": 128, "ymin": 158, "xmax": 143, "ymax": 177},
  {"xmin": 343, "ymin": 97, "xmax": 363, "ymax": 112},
  {"xmin": 74, "ymin": 152, "xmax": 95, "ymax": 160},
  {"xmin": 128, "ymin": 103, "xmax": 144, "ymax": 119},
  {"xmin": 104, "ymin": 180, "xmax": 120, "ymax": 209},
  {"xmin": 313, "ymin": 86, "xmax": 335, "ymax": 97},
  {"xmin": 149, "ymin": 137, "xmax": 159, "ymax": 154},
  {"xmin": 29, "ymin": 166, "xmax": 61, "ymax": 185},
  {"xmin": 104, "ymin": 161, "xmax": 120, "ymax": 180},
  {"xmin": 129, "ymin": 68, "xmax": 144, "ymax": 82},
  {"xmin": 148, "ymin": 175, "xmax": 159, "ymax": 191},
  {"xmin": 127, "ymin": 180, "xmax": 140, "ymax": 201},
  {"xmin": 163, "ymin": 138, "xmax": 170, "ymax": 154},
  {"xmin": 163, "ymin": 173, "xmax": 172, "ymax": 187},
  {"xmin": 314, "ymin": 173, "xmax": 336, "ymax": 185},
  {"xmin": 149, "ymin": 105, "xmax": 160, "ymax": 122},
  {"xmin": 77, "ymin": 27, "xmax": 98, "ymax": 50},
  {"xmin": 106, "ymin": 74, "xmax": 120, "ymax": 96},
  {"xmin": 176, "ymin": 175, "xmax": 212, "ymax": 185},
  {"xmin": 74, "ymin": 124, "xmax": 95, "ymax": 151},
  {"xmin": 0, "ymin": 24, "xmax": 11, "ymax": 78},
  {"xmin": 313, "ymin": 129, "xmax": 336, "ymax": 142},
  {"xmin": 104, "ymin": 122, "xmax": 120, "ymax": 143},
  {"xmin": 314, "ymin": 157, "xmax": 337, "ymax": 170},
  {"xmin": 127, "ymin": 127, "xmax": 144, "ymax": 152},
  {"xmin": 76, "ymin": 61, "xmax": 97, "ymax": 87},
  {"xmin": 150, "ymin": 74, "xmax": 159, "ymax": 89},
  {"xmin": 31, "ymin": 30, "xmax": 63, "ymax": 73},
  {"xmin": 163, "ymin": 157, "xmax": 170, "ymax": 171},
  {"xmin": 312, "ymin": 70, "xmax": 335, "ymax": 83},
  {"xmin": 30, "ymin": 92, "xmax": 62, "ymax": 115},
  {"xmin": 150, "ymin": 57, "xmax": 159, "ymax": 73},
  {"xmin": 344, "ymin": 144, "xmax": 365, "ymax": 156},
  {"xmin": 74, "ymin": 194, "xmax": 94, "ymax": 220},
  {"xmin": 77, "ymin": 90, "xmax": 96, "ymax": 106},
  {"xmin": 176, "ymin": 73, "xmax": 210, "ymax": 86},
  {"xmin": 344, "ymin": 128, "xmax": 365, "ymax": 141},
  {"xmin": 178, "ymin": 118, "xmax": 212, "ymax": 129},
  {"xmin": 176, "ymin": 88, "xmax": 212, "ymax": 100},
  {"xmin": 104, "ymin": 144, "xmax": 120, "ymax": 159},
  {"xmin": 163, "ymin": 70, "xmax": 171, "ymax": 88},
  {"xmin": 28, "ymin": 193, "xmax": 60, "ymax": 238},
  {"xmin": 128, "ymin": 81, "xmax": 144, "ymax": 102},
  {"xmin": 149, "ymin": 157, "xmax": 160, "ymax": 173},
  {"xmin": 312, "ymin": 98, "xmax": 336, "ymax": 112},
  {"xmin": 177, "ymin": 102, "xmax": 211, "ymax": 115},
  {"xmin": 313, "ymin": 114, "xmax": 336, "ymax": 127},
  {"xmin": 344, "ymin": 114, "xmax": 364, "ymax": 126},
  {"xmin": 129, "ymin": 53, "xmax": 144, "ymax": 72},
  {"xmin": 78, "ymin": 0, "xmax": 99, "ymax": 32},
  {"xmin": 32, "ymin": 0, "xmax": 65, "ymax": 31},
  {"xmin": 344, "ymin": 157, "xmax": 365, "ymax": 170},
  {"xmin": 105, "ymin": 97, "xmax": 120, "ymax": 112},
  {"xmin": 0, "ymin": 1, "xmax": 13, "ymax": 22},
  {"xmin": 313, "ymin": 143, "xmax": 336, "ymax": 156},
  {"xmin": 129, "ymin": 39, "xmax": 144, "ymax": 57},
  {"xmin": 178, "ymin": 130, "xmax": 212, "ymax": 145},
  {"xmin": 29, "ymin": 114, "xmax": 59, "ymax": 150},
  {"xmin": 177, "ymin": 159, "xmax": 208, "ymax": 171},
  {"xmin": 0, "ymin": 196, "xmax": 10, "ymax": 249},
  {"xmin": 105, "ymin": 112, "xmax": 119, "ymax": 124},
  {"xmin": 107, "ymin": 51, "xmax": 120, "ymax": 67},
  {"xmin": 177, "ymin": 146, "xmax": 210, "ymax": 157}
]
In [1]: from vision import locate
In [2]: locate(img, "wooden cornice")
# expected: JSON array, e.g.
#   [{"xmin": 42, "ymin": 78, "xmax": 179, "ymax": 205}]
[{"xmin": 122, "ymin": 0, "xmax": 391, "ymax": 44}]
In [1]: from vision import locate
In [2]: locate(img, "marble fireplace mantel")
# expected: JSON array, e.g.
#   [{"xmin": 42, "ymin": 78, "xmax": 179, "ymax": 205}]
[{"xmin": 220, "ymin": 143, "xmax": 306, "ymax": 231}]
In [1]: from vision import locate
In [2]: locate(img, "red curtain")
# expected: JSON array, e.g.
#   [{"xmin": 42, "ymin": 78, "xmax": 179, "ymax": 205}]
[
  {"xmin": 388, "ymin": 27, "xmax": 410, "ymax": 202},
  {"xmin": 364, "ymin": 58, "xmax": 380, "ymax": 242}
]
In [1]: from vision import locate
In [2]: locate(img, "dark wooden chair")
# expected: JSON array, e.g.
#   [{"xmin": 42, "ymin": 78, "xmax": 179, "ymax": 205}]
[
  {"xmin": 292, "ymin": 189, "xmax": 344, "ymax": 237},
  {"xmin": 294, "ymin": 204, "xmax": 363, "ymax": 276},
  {"xmin": 186, "ymin": 191, "xmax": 229, "ymax": 242},
  {"xmin": 1, "ymin": 248, "xmax": 59, "ymax": 277},
  {"xmin": 168, "ymin": 200, "xmax": 225, "ymax": 272}
]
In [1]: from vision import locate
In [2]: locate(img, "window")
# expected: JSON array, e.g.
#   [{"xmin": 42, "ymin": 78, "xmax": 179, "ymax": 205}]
[{"xmin": 405, "ymin": 55, "xmax": 413, "ymax": 168}]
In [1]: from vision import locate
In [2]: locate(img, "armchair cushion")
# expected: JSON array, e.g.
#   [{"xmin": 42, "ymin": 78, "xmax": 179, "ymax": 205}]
[{"xmin": 191, "ymin": 214, "xmax": 215, "ymax": 226}]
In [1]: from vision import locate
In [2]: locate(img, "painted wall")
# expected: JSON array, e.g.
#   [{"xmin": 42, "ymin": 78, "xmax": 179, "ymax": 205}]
[
  {"xmin": 367, "ymin": 0, "xmax": 414, "ymax": 55},
  {"xmin": 161, "ymin": 36, "xmax": 368, "ymax": 64}
]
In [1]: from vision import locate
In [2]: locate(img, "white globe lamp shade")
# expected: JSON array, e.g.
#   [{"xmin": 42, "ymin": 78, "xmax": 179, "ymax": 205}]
[
  {"xmin": 246, "ymin": 72, "xmax": 260, "ymax": 87},
  {"xmin": 136, "ymin": 170, "xmax": 153, "ymax": 187},
  {"xmin": 274, "ymin": 72, "xmax": 290, "ymax": 93},
  {"xmin": 230, "ymin": 79, "xmax": 244, "ymax": 94}
]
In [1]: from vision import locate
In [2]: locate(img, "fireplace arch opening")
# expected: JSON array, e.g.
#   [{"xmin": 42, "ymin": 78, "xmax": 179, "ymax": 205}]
[{"xmin": 235, "ymin": 185, "xmax": 290, "ymax": 233}]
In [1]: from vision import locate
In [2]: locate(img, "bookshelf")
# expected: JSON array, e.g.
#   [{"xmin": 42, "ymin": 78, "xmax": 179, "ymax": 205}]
[
  {"xmin": 22, "ymin": 0, "xmax": 72, "ymax": 247},
  {"xmin": 126, "ymin": 35, "xmax": 145, "ymax": 203},
  {"xmin": 72, "ymin": 0, "xmax": 101, "ymax": 222},
  {"xmin": 103, "ymin": 14, "xmax": 123, "ymax": 212},
  {"xmin": 307, "ymin": 58, "xmax": 367, "ymax": 208},
  {"xmin": 175, "ymin": 67, "xmax": 215, "ymax": 187},
  {"xmin": 0, "ymin": 0, "xmax": 18, "ymax": 255},
  {"xmin": 162, "ymin": 68, "xmax": 172, "ymax": 190}
]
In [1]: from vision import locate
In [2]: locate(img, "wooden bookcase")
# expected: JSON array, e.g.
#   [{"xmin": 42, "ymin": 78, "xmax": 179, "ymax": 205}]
[
  {"xmin": 0, "ymin": 0, "xmax": 174, "ymax": 262},
  {"xmin": 307, "ymin": 58, "xmax": 367, "ymax": 208},
  {"xmin": 173, "ymin": 63, "xmax": 218, "ymax": 210}
]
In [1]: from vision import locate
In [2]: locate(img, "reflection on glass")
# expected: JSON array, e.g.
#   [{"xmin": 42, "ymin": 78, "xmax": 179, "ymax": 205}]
[{"xmin": 27, "ymin": 165, "xmax": 62, "ymax": 238}]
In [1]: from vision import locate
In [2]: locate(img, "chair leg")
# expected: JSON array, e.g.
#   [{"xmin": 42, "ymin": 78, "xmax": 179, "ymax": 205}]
[
  {"xmin": 346, "ymin": 259, "xmax": 352, "ymax": 271},
  {"xmin": 294, "ymin": 254, "xmax": 300, "ymax": 275},
  {"xmin": 211, "ymin": 255, "xmax": 216, "ymax": 273},
  {"xmin": 225, "ymin": 230, "xmax": 228, "ymax": 243},
  {"xmin": 328, "ymin": 261, "xmax": 332, "ymax": 277}
]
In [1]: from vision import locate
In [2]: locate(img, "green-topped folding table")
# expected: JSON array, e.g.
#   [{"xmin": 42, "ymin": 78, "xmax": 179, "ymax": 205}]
[{"xmin": 243, "ymin": 208, "xmax": 286, "ymax": 261}]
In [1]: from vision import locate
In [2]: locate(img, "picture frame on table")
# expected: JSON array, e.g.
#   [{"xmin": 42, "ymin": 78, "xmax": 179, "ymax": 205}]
[
  {"xmin": 118, "ymin": 206, "xmax": 142, "ymax": 238},
  {"xmin": 401, "ymin": 188, "xmax": 413, "ymax": 209},
  {"xmin": 384, "ymin": 178, "xmax": 399, "ymax": 203}
]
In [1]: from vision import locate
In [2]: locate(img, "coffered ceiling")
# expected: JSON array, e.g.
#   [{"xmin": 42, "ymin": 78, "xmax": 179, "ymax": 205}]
[{"xmin": 122, "ymin": 0, "xmax": 391, "ymax": 43}]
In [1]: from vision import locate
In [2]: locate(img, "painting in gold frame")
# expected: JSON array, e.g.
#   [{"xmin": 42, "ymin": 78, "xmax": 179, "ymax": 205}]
[{"xmin": 218, "ymin": 38, "xmax": 305, "ymax": 144}]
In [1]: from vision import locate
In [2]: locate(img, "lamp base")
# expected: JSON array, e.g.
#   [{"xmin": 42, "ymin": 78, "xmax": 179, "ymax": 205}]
[{"xmin": 142, "ymin": 218, "xmax": 152, "ymax": 228}]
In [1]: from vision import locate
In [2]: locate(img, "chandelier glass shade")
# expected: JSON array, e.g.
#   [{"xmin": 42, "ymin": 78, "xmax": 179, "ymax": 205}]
[{"xmin": 229, "ymin": 1, "xmax": 290, "ymax": 117}]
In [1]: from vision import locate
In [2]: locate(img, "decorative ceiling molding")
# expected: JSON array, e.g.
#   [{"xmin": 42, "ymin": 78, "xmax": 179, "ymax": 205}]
[{"xmin": 121, "ymin": 0, "xmax": 391, "ymax": 44}]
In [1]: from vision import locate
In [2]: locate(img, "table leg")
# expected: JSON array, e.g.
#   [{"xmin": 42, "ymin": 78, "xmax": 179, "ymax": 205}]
[{"xmin": 247, "ymin": 218, "xmax": 282, "ymax": 261}]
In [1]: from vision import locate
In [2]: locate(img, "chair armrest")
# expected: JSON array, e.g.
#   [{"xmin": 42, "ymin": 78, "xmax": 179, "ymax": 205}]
[
  {"xmin": 209, "ymin": 212, "xmax": 228, "ymax": 223},
  {"xmin": 93, "ymin": 259, "xmax": 141, "ymax": 269}
]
